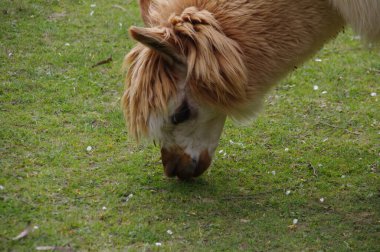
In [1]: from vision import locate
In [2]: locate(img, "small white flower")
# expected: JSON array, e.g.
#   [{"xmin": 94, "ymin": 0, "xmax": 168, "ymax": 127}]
[
  {"xmin": 166, "ymin": 230, "xmax": 173, "ymax": 235},
  {"xmin": 119, "ymin": 22, "xmax": 123, "ymax": 28},
  {"xmin": 313, "ymin": 85, "xmax": 319, "ymax": 91},
  {"xmin": 319, "ymin": 198, "xmax": 325, "ymax": 203},
  {"xmin": 284, "ymin": 148, "xmax": 289, "ymax": 152},
  {"xmin": 90, "ymin": 10, "xmax": 94, "ymax": 16},
  {"xmin": 64, "ymin": 43, "xmax": 70, "ymax": 46},
  {"xmin": 286, "ymin": 190, "xmax": 291, "ymax": 195},
  {"xmin": 125, "ymin": 194, "xmax": 133, "ymax": 202},
  {"xmin": 293, "ymin": 219, "xmax": 298, "ymax": 225},
  {"xmin": 370, "ymin": 92, "xmax": 377, "ymax": 97},
  {"xmin": 0, "ymin": 185, "xmax": 4, "ymax": 190},
  {"xmin": 33, "ymin": 226, "xmax": 39, "ymax": 230},
  {"xmin": 155, "ymin": 242, "xmax": 162, "ymax": 246},
  {"xmin": 219, "ymin": 150, "xmax": 224, "ymax": 154},
  {"xmin": 86, "ymin": 146, "xmax": 92, "ymax": 152},
  {"xmin": 315, "ymin": 58, "xmax": 322, "ymax": 62},
  {"xmin": 237, "ymin": 142, "xmax": 245, "ymax": 148},
  {"xmin": 322, "ymin": 91, "xmax": 328, "ymax": 94},
  {"xmin": 102, "ymin": 206, "xmax": 107, "ymax": 210}
]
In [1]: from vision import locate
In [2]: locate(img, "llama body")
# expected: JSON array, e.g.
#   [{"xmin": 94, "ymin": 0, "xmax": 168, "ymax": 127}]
[{"xmin": 123, "ymin": 0, "xmax": 379, "ymax": 179}]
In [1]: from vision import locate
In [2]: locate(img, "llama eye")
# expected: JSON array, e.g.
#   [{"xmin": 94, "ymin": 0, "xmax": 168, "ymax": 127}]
[{"xmin": 171, "ymin": 101, "xmax": 191, "ymax": 125}]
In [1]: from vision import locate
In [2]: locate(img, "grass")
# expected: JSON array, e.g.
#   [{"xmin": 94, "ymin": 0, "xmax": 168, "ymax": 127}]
[{"xmin": 0, "ymin": 0, "xmax": 379, "ymax": 251}]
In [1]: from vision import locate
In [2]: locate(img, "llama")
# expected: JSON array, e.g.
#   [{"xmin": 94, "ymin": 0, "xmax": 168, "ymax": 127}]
[{"xmin": 122, "ymin": 0, "xmax": 379, "ymax": 180}]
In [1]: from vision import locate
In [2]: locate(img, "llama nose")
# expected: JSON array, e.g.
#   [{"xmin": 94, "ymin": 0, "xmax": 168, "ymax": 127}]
[{"xmin": 160, "ymin": 148, "xmax": 212, "ymax": 180}]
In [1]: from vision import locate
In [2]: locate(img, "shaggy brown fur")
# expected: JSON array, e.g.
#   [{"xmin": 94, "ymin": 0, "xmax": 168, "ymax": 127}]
[{"xmin": 122, "ymin": 0, "xmax": 378, "ymax": 140}]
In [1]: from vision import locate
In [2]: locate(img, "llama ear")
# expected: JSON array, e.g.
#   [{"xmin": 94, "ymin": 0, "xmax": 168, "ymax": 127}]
[
  {"xmin": 138, "ymin": 0, "xmax": 151, "ymax": 25},
  {"xmin": 129, "ymin": 26, "xmax": 186, "ymax": 68}
]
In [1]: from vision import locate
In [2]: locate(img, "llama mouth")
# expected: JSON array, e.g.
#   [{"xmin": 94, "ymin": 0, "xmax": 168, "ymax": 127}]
[{"xmin": 161, "ymin": 148, "xmax": 211, "ymax": 180}]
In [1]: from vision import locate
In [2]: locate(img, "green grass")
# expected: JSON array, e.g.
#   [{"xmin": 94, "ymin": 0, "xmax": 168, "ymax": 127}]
[{"xmin": 1, "ymin": 1, "xmax": 379, "ymax": 251}]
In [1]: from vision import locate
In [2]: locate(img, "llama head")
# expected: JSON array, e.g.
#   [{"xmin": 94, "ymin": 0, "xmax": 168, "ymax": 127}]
[{"xmin": 122, "ymin": 6, "xmax": 247, "ymax": 179}]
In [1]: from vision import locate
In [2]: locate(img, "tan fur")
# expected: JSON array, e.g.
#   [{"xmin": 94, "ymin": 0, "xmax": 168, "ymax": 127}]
[
  {"xmin": 172, "ymin": 7, "xmax": 248, "ymax": 107},
  {"xmin": 330, "ymin": 0, "xmax": 380, "ymax": 41},
  {"xmin": 122, "ymin": 43, "xmax": 179, "ymax": 139},
  {"xmin": 122, "ymin": 0, "xmax": 379, "ymax": 140}
]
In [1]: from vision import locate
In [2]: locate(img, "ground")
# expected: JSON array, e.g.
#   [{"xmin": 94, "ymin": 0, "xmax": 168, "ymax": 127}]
[{"xmin": 0, "ymin": 0, "xmax": 379, "ymax": 251}]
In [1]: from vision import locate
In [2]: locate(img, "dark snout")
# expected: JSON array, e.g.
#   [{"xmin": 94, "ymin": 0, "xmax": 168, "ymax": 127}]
[{"xmin": 161, "ymin": 147, "xmax": 212, "ymax": 180}]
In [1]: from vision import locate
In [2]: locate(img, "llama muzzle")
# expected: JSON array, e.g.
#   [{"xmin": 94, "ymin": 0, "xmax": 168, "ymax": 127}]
[{"xmin": 161, "ymin": 147, "xmax": 211, "ymax": 180}]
